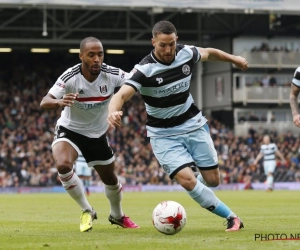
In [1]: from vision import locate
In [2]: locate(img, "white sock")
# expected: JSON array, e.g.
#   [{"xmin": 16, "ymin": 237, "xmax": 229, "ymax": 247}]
[
  {"xmin": 104, "ymin": 182, "xmax": 123, "ymax": 219},
  {"xmin": 59, "ymin": 171, "xmax": 92, "ymax": 211},
  {"xmin": 266, "ymin": 175, "xmax": 274, "ymax": 189}
]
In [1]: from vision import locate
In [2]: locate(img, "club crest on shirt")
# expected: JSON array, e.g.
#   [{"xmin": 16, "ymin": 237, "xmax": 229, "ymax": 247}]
[
  {"xmin": 182, "ymin": 64, "xmax": 190, "ymax": 75},
  {"xmin": 100, "ymin": 85, "xmax": 107, "ymax": 94},
  {"xmin": 162, "ymin": 164, "xmax": 170, "ymax": 173}
]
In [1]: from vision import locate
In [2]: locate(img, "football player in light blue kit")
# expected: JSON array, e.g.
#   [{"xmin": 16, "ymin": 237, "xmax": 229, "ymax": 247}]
[
  {"xmin": 108, "ymin": 21, "xmax": 248, "ymax": 231},
  {"xmin": 74, "ymin": 154, "xmax": 92, "ymax": 195}
]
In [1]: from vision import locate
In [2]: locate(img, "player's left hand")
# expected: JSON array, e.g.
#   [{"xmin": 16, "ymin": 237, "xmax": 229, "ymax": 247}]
[
  {"xmin": 233, "ymin": 56, "xmax": 248, "ymax": 71},
  {"xmin": 292, "ymin": 114, "xmax": 300, "ymax": 128},
  {"xmin": 281, "ymin": 159, "xmax": 287, "ymax": 165},
  {"xmin": 107, "ymin": 111, "xmax": 123, "ymax": 129}
]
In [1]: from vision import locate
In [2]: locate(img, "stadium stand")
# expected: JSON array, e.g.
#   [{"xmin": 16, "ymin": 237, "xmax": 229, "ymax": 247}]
[
  {"xmin": 1, "ymin": 1, "xmax": 300, "ymax": 190},
  {"xmin": 0, "ymin": 60, "xmax": 299, "ymax": 188}
]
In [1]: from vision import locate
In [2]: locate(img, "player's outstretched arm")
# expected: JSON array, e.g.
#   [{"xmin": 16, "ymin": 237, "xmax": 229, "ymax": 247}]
[
  {"xmin": 275, "ymin": 150, "xmax": 286, "ymax": 164},
  {"xmin": 108, "ymin": 85, "xmax": 136, "ymax": 129},
  {"xmin": 290, "ymin": 84, "xmax": 300, "ymax": 127},
  {"xmin": 253, "ymin": 152, "xmax": 263, "ymax": 166},
  {"xmin": 40, "ymin": 93, "xmax": 78, "ymax": 110},
  {"xmin": 198, "ymin": 47, "xmax": 248, "ymax": 71}
]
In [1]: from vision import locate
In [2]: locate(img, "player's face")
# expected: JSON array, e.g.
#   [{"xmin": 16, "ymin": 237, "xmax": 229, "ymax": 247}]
[
  {"xmin": 152, "ymin": 33, "xmax": 178, "ymax": 64},
  {"xmin": 263, "ymin": 136, "xmax": 270, "ymax": 144},
  {"xmin": 80, "ymin": 41, "xmax": 104, "ymax": 75}
]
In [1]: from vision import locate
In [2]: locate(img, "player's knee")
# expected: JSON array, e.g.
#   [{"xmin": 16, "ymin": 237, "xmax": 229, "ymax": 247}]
[
  {"xmin": 177, "ymin": 176, "xmax": 197, "ymax": 191},
  {"xmin": 206, "ymin": 176, "xmax": 220, "ymax": 187},
  {"xmin": 56, "ymin": 161, "xmax": 73, "ymax": 174}
]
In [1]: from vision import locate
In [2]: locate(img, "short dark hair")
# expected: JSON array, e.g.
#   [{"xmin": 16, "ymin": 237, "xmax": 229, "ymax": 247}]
[
  {"xmin": 152, "ymin": 21, "xmax": 177, "ymax": 38},
  {"xmin": 80, "ymin": 37, "xmax": 101, "ymax": 53}
]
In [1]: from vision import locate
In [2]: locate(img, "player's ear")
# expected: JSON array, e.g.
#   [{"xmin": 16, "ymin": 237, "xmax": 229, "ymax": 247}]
[
  {"xmin": 79, "ymin": 52, "xmax": 83, "ymax": 61},
  {"xmin": 151, "ymin": 38, "xmax": 155, "ymax": 47}
]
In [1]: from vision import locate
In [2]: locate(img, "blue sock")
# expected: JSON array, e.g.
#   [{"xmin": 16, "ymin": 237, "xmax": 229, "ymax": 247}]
[
  {"xmin": 212, "ymin": 201, "xmax": 235, "ymax": 219},
  {"xmin": 187, "ymin": 180, "xmax": 235, "ymax": 219}
]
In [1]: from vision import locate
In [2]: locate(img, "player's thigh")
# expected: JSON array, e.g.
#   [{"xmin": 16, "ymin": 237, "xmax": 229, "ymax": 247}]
[
  {"xmin": 52, "ymin": 141, "xmax": 78, "ymax": 166},
  {"xmin": 81, "ymin": 134, "xmax": 115, "ymax": 168},
  {"xmin": 150, "ymin": 135, "xmax": 194, "ymax": 179},
  {"xmin": 94, "ymin": 162, "xmax": 117, "ymax": 185},
  {"xmin": 264, "ymin": 161, "xmax": 276, "ymax": 174},
  {"xmin": 174, "ymin": 167, "xmax": 197, "ymax": 191},
  {"xmin": 188, "ymin": 124, "xmax": 218, "ymax": 168}
]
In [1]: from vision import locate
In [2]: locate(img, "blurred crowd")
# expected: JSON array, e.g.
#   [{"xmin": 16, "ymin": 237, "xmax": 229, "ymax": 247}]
[{"xmin": 1, "ymin": 63, "xmax": 300, "ymax": 189}]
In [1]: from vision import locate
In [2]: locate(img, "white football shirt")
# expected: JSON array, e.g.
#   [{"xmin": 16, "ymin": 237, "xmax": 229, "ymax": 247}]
[
  {"xmin": 49, "ymin": 63, "xmax": 129, "ymax": 138},
  {"xmin": 260, "ymin": 143, "xmax": 278, "ymax": 161}
]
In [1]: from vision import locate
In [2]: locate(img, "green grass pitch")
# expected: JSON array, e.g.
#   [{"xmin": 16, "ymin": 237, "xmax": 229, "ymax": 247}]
[{"xmin": 0, "ymin": 190, "xmax": 299, "ymax": 250}]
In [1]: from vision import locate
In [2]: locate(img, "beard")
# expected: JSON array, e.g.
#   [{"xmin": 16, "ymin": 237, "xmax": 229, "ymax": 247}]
[
  {"xmin": 90, "ymin": 66, "xmax": 101, "ymax": 75},
  {"xmin": 90, "ymin": 70, "xmax": 101, "ymax": 75}
]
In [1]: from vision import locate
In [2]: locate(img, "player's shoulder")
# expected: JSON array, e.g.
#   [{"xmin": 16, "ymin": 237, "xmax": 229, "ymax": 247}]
[
  {"xmin": 177, "ymin": 44, "xmax": 194, "ymax": 51},
  {"xmin": 59, "ymin": 64, "xmax": 81, "ymax": 83},
  {"xmin": 294, "ymin": 66, "xmax": 300, "ymax": 73},
  {"xmin": 293, "ymin": 66, "xmax": 300, "ymax": 79},
  {"xmin": 139, "ymin": 53, "xmax": 156, "ymax": 66},
  {"xmin": 101, "ymin": 63, "xmax": 121, "ymax": 76},
  {"xmin": 176, "ymin": 44, "xmax": 199, "ymax": 62}
]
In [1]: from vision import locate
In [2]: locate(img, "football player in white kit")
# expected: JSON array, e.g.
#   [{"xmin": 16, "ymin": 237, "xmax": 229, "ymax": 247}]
[
  {"xmin": 253, "ymin": 135, "xmax": 286, "ymax": 191},
  {"xmin": 40, "ymin": 37, "xmax": 139, "ymax": 232}
]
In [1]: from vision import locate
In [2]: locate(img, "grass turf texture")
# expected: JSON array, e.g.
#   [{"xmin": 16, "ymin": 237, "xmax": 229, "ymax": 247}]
[{"xmin": 0, "ymin": 190, "xmax": 299, "ymax": 250}]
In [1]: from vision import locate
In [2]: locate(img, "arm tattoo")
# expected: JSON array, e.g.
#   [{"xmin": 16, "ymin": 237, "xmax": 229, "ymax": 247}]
[{"xmin": 290, "ymin": 85, "xmax": 300, "ymax": 116}]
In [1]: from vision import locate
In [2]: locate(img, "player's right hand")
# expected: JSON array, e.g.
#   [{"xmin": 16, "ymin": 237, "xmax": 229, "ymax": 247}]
[
  {"xmin": 234, "ymin": 56, "xmax": 248, "ymax": 71},
  {"xmin": 107, "ymin": 111, "xmax": 123, "ymax": 129},
  {"xmin": 58, "ymin": 93, "xmax": 78, "ymax": 107},
  {"xmin": 292, "ymin": 114, "xmax": 300, "ymax": 128}
]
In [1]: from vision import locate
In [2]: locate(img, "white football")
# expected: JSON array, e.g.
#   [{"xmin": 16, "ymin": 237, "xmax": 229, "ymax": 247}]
[{"xmin": 152, "ymin": 200, "xmax": 187, "ymax": 235}]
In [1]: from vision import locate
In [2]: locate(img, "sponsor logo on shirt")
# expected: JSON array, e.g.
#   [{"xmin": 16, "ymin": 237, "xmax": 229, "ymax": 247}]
[
  {"xmin": 153, "ymin": 81, "xmax": 189, "ymax": 94},
  {"xmin": 74, "ymin": 100, "xmax": 109, "ymax": 109},
  {"xmin": 55, "ymin": 82, "xmax": 65, "ymax": 88},
  {"xmin": 156, "ymin": 78, "xmax": 163, "ymax": 84}
]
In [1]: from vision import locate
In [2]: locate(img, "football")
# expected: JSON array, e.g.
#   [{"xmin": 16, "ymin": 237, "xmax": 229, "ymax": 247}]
[{"xmin": 152, "ymin": 200, "xmax": 187, "ymax": 235}]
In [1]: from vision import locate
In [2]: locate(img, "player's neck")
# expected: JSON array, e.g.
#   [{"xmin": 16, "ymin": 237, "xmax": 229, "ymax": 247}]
[
  {"xmin": 81, "ymin": 66, "xmax": 98, "ymax": 82},
  {"xmin": 84, "ymin": 74, "xmax": 98, "ymax": 83}
]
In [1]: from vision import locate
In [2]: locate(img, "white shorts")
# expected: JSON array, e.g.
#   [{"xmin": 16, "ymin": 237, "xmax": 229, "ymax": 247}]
[{"xmin": 263, "ymin": 160, "xmax": 276, "ymax": 174}]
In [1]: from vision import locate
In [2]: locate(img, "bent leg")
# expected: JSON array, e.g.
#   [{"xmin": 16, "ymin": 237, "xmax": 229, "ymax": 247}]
[
  {"xmin": 94, "ymin": 162, "xmax": 123, "ymax": 219},
  {"xmin": 199, "ymin": 168, "xmax": 220, "ymax": 187},
  {"xmin": 175, "ymin": 167, "xmax": 237, "ymax": 219},
  {"xmin": 53, "ymin": 141, "xmax": 92, "ymax": 211}
]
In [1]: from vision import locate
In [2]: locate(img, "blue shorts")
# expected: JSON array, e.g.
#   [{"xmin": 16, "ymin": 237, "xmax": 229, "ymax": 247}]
[{"xmin": 150, "ymin": 124, "xmax": 218, "ymax": 179}]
